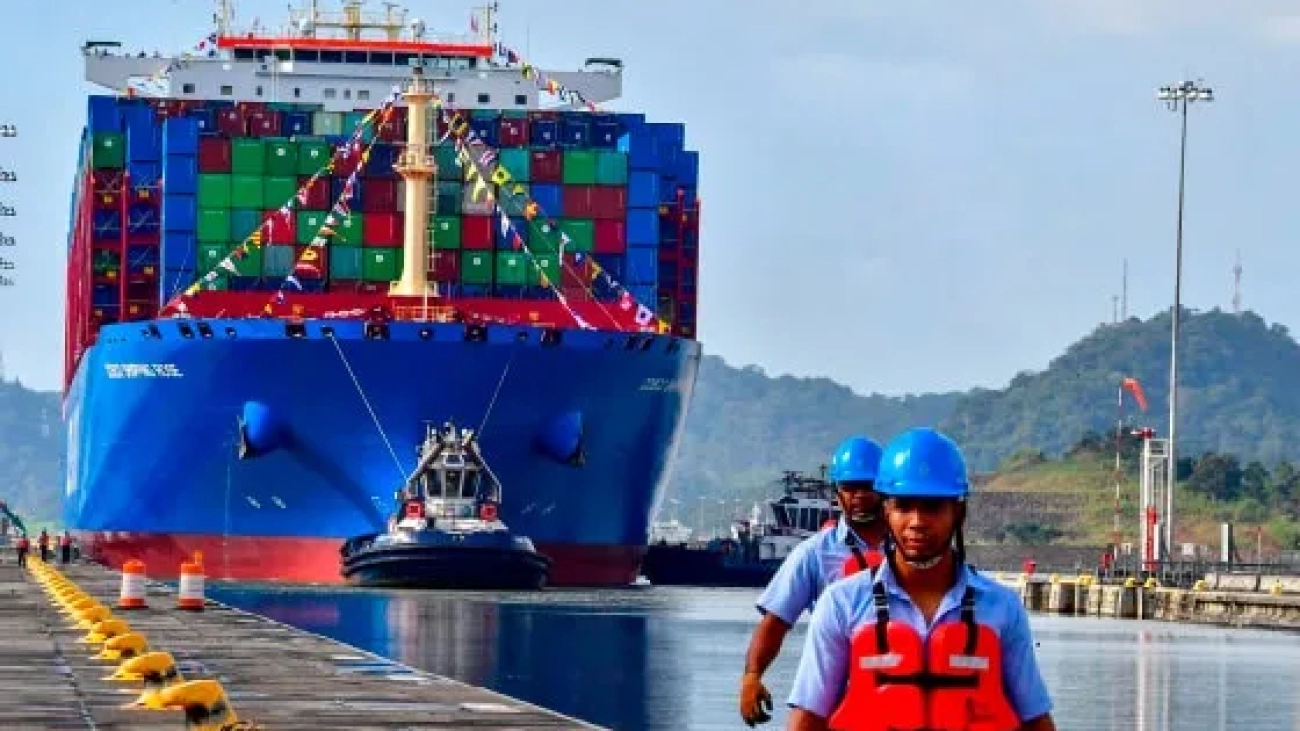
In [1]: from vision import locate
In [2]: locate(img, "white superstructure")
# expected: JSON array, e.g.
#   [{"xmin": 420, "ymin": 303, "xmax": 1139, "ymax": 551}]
[{"xmin": 82, "ymin": 0, "xmax": 623, "ymax": 113}]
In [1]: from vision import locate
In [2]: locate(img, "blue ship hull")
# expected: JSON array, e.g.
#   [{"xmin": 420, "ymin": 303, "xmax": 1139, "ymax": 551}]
[{"xmin": 63, "ymin": 317, "xmax": 700, "ymax": 586}]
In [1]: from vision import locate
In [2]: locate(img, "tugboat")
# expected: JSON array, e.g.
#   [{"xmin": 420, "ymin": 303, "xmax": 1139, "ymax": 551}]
[
  {"xmin": 340, "ymin": 421, "xmax": 552, "ymax": 590},
  {"xmin": 639, "ymin": 469, "xmax": 841, "ymax": 587}
]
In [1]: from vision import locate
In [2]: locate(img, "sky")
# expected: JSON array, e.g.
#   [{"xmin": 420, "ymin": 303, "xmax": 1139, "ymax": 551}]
[{"xmin": 1, "ymin": 0, "xmax": 1298, "ymax": 397}]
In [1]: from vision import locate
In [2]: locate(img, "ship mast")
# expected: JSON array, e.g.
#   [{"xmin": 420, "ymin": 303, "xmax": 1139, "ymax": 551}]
[
  {"xmin": 215, "ymin": 0, "xmax": 233, "ymax": 36},
  {"xmin": 391, "ymin": 63, "xmax": 437, "ymax": 298}
]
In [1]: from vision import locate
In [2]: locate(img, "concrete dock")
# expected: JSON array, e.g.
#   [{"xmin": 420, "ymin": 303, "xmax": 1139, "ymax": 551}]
[
  {"xmin": 995, "ymin": 571, "xmax": 1300, "ymax": 631},
  {"xmin": 1, "ymin": 557, "xmax": 602, "ymax": 729}
]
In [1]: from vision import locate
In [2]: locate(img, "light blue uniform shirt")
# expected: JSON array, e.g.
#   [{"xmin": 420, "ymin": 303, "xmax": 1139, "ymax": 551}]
[
  {"xmin": 787, "ymin": 560, "xmax": 1053, "ymax": 722},
  {"xmin": 755, "ymin": 517, "xmax": 878, "ymax": 626}
]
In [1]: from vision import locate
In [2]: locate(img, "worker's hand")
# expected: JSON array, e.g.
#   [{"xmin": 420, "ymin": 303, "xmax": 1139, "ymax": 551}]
[{"xmin": 740, "ymin": 671, "xmax": 773, "ymax": 726}]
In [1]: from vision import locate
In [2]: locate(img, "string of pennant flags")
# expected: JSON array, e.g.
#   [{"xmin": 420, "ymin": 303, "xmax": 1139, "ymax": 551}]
[
  {"xmin": 494, "ymin": 44, "xmax": 605, "ymax": 113},
  {"xmin": 128, "ymin": 34, "xmax": 221, "ymax": 95}
]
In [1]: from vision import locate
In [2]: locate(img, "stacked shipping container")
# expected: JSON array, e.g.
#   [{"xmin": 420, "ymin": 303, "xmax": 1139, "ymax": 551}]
[{"xmin": 70, "ymin": 95, "xmax": 700, "ymax": 340}]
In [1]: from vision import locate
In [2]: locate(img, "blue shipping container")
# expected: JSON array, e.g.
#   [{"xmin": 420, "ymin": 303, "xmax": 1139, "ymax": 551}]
[
  {"xmin": 161, "ymin": 233, "xmax": 197, "ymax": 269},
  {"xmin": 162, "ymin": 154, "xmax": 198, "ymax": 195},
  {"xmin": 92, "ymin": 210, "xmax": 122, "ymax": 241},
  {"xmin": 162, "ymin": 117, "xmax": 200, "ymax": 157},
  {"xmin": 123, "ymin": 107, "xmax": 159, "ymax": 162},
  {"xmin": 530, "ymin": 183, "xmax": 562, "ymax": 215},
  {"xmin": 559, "ymin": 118, "xmax": 590, "ymax": 148},
  {"xmin": 469, "ymin": 118, "xmax": 499, "ymax": 148},
  {"xmin": 590, "ymin": 121, "xmax": 620, "ymax": 149},
  {"xmin": 628, "ymin": 171, "xmax": 660, "ymax": 209},
  {"xmin": 331, "ymin": 176, "xmax": 363, "ymax": 209},
  {"xmin": 674, "ymin": 151, "xmax": 699, "ymax": 187},
  {"xmin": 529, "ymin": 119, "xmax": 557, "ymax": 148},
  {"xmin": 629, "ymin": 284, "xmax": 656, "ymax": 308},
  {"xmin": 283, "ymin": 111, "xmax": 313, "ymax": 136},
  {"xmin": 92, "ymin": 284, "xmax": 120, "ymax": 307},
  {"xmin": 127, "ymin": 244, "xmax": 160, "ymax": 273},
  {"xmin": 127, "ymin": 203, "xmax": 160, "ymax": 235},
  {"xmin": 162, "ymin": 195, "xmax": 197, "ymax": 233},
  {"xmin": 626, "ymin": 208, "xmax": 659, "ymax": 246},
  {"xmin": 496, "ymin": 217, "xmax": 530, "ymax": 249},
  {"xmin": 88, "ymin": 96, "xmax": 121, "ymax": 134},
  {"xmin": 127, "ymin": 161, "xmax": 161, "ymax": 189},
  {"xmin": 189, "ymin": 108, "xmax": 217, "ymax": 136},
  {"xmin": 592, "ymin": 253, "xmax": 624, "ymax": 282},
  {"xmin": 652, "ymin": 122, "xmax": 686, "ymax": 148},
  {"xmin": 364, "ymin": 143, "xmax": 399, "ymax": 176},
  {"xmin": 618, "ymin": 129, "xmax": 663, "ymax": 171},
  {"xmin": 625, "ymin": 245, "xmax": 658, "ymax": 286},
  {"xmin": 160, "ymin": 267, "xmax": 197, "ymax": 303}
]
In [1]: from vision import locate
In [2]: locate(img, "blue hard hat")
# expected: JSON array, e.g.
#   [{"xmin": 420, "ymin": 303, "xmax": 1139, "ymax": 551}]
[
  {"xmin": 875, "ymin": 428, "xmax": 970, "ymax": 499},
  {"xmin": 828, "ymin": 436, "xmax": 883, "ymax": 484}
]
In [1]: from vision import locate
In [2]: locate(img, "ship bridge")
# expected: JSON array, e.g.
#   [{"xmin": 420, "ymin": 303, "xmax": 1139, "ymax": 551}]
[{"xmin": 82, "ymin": 0, "xmax": 623, "ymax": 112}]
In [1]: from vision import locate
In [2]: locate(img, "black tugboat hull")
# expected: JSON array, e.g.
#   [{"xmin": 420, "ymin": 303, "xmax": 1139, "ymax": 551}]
[
  {"xmin": 639, "ymin": 543, "xmax": 782, "ymax": 588},
  {"xmin": 341, "ymin": 534, "xmax": 552, "ymax": 590}
]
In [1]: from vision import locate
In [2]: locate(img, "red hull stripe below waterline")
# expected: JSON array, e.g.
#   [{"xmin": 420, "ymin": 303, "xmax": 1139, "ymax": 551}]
[{"xmin": 78, "ymin": 532, "xmax": 644, "ymax": 587}]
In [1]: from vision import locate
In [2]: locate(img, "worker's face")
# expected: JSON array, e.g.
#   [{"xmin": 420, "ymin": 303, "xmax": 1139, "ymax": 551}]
[
  {"xmin": 836, "ymin": 482, "xmax": 881, "ymax": 525},
  {"xmin": 884, "ymin": 497, "xmax": 963, "ymax": 561}
]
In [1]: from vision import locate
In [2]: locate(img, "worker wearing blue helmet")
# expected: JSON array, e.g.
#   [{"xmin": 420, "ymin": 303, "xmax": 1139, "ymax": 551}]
[
  {"xmin": 739, "ymin": 436, "xmax": 888, "ymax": 727},
  {"xmin": 785, "ymin": 428, "xmax": 1056, "ymax": 731}
]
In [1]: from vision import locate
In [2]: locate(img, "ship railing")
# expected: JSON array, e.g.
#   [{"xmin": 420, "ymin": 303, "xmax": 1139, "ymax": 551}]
[{"xmin": 391, "ymin": 304, "xmax": 459, "ymax": 322}]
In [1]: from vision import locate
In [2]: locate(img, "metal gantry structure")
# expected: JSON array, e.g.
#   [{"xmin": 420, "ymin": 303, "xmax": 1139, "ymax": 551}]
[
  {"xmin": 1154, "ymin": 78, "xmax": 1213, "ymax": 559},
  {"xmin": 0, "ymin": 122, "xmax": 13, "ymax": 288}
]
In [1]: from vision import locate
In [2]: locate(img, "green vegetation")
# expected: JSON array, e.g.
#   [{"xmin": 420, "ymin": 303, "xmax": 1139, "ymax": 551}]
[{"xmin": 0, "ymin": 376, "xmax": 63, "ymax": 525}]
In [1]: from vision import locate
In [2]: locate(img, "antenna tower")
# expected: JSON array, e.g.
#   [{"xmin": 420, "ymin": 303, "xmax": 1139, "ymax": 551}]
[
  {"xmin": 1121, "ymin": 258, "xmax": 1128, "ymax": 320},
  {"xmin": 1232, "ymin": 249, "xmax": 1242, "ymax": 315}
]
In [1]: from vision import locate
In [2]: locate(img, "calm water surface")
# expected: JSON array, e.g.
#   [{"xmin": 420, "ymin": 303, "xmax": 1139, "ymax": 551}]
[{"xmin": 209, "ymin": 584, "xmax": 1300, "ymax": 731}]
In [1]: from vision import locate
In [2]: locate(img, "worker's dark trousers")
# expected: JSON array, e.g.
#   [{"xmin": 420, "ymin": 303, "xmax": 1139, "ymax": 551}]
[
  {"xmin": 39, "ymin": 546, "xmax": 48, "ymax": 562},
  {"xmin": 60, "ymin": 546, "xmax": 71, "ymax": 564},
  {"xmin": 16, "ymin": 549, "xmax": 26, "ymax": 568}
]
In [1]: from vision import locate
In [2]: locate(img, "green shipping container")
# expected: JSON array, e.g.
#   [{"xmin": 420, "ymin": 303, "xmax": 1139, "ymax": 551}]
[
  {"xmin": 197, "ymin": 209, "xmax": 231, "ymax": 243},
  {"xmin": 495, "ymin": 252, "xmax": 528, "ymax": 286},
  {"xmin": 558, "ymin": 219, "xmax": 595, "ymax": 253},
  {"xmin": 362, "ymin": 248, "xmax": 400, "ymax": 281},
  {"xmin": 497, "ymin": 149, "xmax": 530, "ymax": 182},
  {"xmin": 335, "ymin": 213, "xmax": 363, "ymax": 246},
  {"xmin": 312, "ymin": 111, "xmax": 344, "ymax": 137},
  {"xmin": 434, "ymin": 182, "xmax": 463, "ymax": 216},
  {"xmin": 296, "ymin": 138, "xmax": 332, "ymax": 175},
  {"xmin": 429, "ymin": 216, "xmax": 462, "ymax": 249},
  {"xmin": 329, "ymin": 246, "xmax": 363, "ymax": 279},
  {"xmin": 434, "ymin": 144, "xmax": 461, "ymax": 174},
  {"xmin": 344, "ymin": 111, "xmax": 370, "ymax": 135},
  {"xmin": 460, "ymin": 251, "xmax": 494, "ymax": 285},
  {"xmin": 229, "ymin": 174, "xmax": 265, "ymax": 209},
  {"xmin": 501, "ymin": 110, "xmax": 528, "ymax": 120},
  {"xmin": 297, "ymin": 211, "xmax": 327, "ymax": 245},
  {"xmin": 264, "ymin": 139, "xmax": 298, "ymax": 176},
  {"xmin": 228, "ymin": 243, "xmax": 263, "ymax": 277},
  {"xmin": 594, "ymin": 151, "xmax": 629, "ymax": 185},
  {"xmin": 263, "ymin": 176, "xmax": 298, "ymax": 209},
  {"xmin": 532, "ymin": 254, "xmax": 561, "ymax": 287},
  {"xmin": 497, "ymin": 182, "xmax": 530, "ymax": 206},
  {"xmin": 230, "ymin": 138, "xmax": 266, "ymax": 175},
  {"xmin": 561, "ymin": 151, "xmax": 598, "ymax": 185},
  {"xmin": 262, "ymin": 246, "xmax": 297, "ymax": 277},
  {"xmin": 91, "ymin": 132, "xmax": 125, "ymax": 170},
  {"xmin": 229, "ymin": 209, "xmax": 262, "ymax": 239},
  {"xmin": 470, "ymin": 109, "xmax": 500, "ymax": 120},
  {"xmin": 197, "ymin": 242, "xmax": 230, "ymax": 269},
  {"xmin": 197, "ymin": 174, "xmax": 231, "ymax": 208},
  {"xmin": 529, "ymin": 219, "xmax": 559, "ymax": 254}
]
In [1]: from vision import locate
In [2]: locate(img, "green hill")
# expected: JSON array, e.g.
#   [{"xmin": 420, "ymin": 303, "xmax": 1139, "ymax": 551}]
[{"xmin": 0, "ymin": 377, "xmax": 64, "ymax": 527}]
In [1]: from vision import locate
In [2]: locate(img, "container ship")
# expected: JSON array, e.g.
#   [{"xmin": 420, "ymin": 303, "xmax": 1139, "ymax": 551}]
[{"xmin": 62, "ymin": 1, "xmax": 702, "ymax": 586}]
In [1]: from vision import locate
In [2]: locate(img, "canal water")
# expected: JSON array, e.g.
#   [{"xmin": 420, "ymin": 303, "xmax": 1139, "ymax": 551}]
[{"xmin": 209, "ymin": 584, "xmax": 1300, "ymax": 730}]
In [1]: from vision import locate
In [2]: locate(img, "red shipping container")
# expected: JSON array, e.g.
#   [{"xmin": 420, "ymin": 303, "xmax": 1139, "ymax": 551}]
[
  {"xmin": 198, "ymin": 137, "xmax": 232, "ymax": 173},
  {"xmin": 263, "ymin": 210, "xmax": 297, "ymax": 245},
  {"xmin": 361, "ymin": 178, "xmax": 398, "ymax": 213},
  {"xmin": 461, "ymin": 215, "xmax": 493, "ymax": 250},
  {"xmin": 362, "ymin": 212, "xmax": 401, "ymax": 246},
  {"xmin": 237, "ymin": 101, "xmax": 267, "ymax": 113},
  {"xmin": 593, "ymin": 220, "xmax": 626, "ymax": 254},
  {"xmin": 299, "ymin": 176, "xmax": 331, "ymax": 209},
  {"xmin": 430, "ymin": 250, "xmax": 460, "ymax": 282},
  {"xmin": 590, "ymin": 186, "xmax": 627, "ymax": 220},
  {"xmin": 247, "ymin": 110, "xmax": 282, "ymax": 137},
  {"xmin": 498, "ymin": 118, "xmax": 529, "ymax": 147},
  {"xmin": 530, "ymin": 150, "xmax": 563, "ymax": 183},
  {"xmin": 293, "ymin": 245, "xmax": 329, "ymax": 279},
  {"xmin": 376, "ymin": 108, "xmax": 407, "ymax": 143},
  {"xmin": 215, "ymin": 108, "xmax": 247, "ymax": 136},
  {"xmin": 93, "ymin": 171, "xmax": 124, "ymax": 210},
  {"xmin": 562, "ymin": 186, "xmax": 595, "ymax": 217},
  {"xmin": 560, "ymin": 252, "xmax": 592, "ymax": 288}
]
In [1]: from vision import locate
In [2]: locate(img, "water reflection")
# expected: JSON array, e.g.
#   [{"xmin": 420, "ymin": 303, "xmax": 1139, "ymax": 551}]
[{"xmin": 211, "ymin": 587, "xmax": 1300, "ymax": 731}]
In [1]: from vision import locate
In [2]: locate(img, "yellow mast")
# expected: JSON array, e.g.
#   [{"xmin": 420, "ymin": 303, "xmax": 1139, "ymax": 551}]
[{"xmin": 390, "ymin": 63, "xmax": 437, "ymax": 298}]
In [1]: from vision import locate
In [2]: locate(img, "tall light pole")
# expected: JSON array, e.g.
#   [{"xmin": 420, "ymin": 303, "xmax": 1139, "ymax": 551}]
[{"xmin": 1156, "ymin": 79, "xmax": 1213, "ymax": 559}]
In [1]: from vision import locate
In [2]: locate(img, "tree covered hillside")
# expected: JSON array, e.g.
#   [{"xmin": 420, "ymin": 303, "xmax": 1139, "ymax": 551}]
[
  {"xmin": 940, "ymin": 309, "xmax": 1300, "ymax": 471},
  {"xmin": 0, "ymin": 377, "xmax": 64, "ymax": 524}
]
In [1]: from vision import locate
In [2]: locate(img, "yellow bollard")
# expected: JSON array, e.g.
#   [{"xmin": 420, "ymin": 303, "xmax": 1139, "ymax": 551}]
[
  {"xmin": 75, "ymin": 605, "xmax": 112, "ymax": 630},
  {"xmin": 1271, "ymin": 581, "xmax": 1283, "ymax": 596},
  {"xmin": 1144, "ymin": 577, "xmax": 1159, "ymax": 589},
  {"xmin": 96, "ymin": 632, "xmax": 148, "ymax": 662},
  {"xmin": 1193, "ymin": 580, "xmax": 1206, "ymax": 592},
  {"xmin": 1123, "ymin": 577, "xmax": 1137, "ymax": 588},
  {"xmin": 157, "ymin": 679, "xmax": 245, "ymax": 730},
  {"xmin": 114, "ymin": 652, "xmax": 185, "ymax": 709},
  {"xmin": 80, "ymin": 618, "xmax": 131, "ymax": 645}
]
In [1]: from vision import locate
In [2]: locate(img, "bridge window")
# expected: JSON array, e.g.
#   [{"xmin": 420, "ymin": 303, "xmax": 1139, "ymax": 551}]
[
  {"xmin": 344, "ymin": 89, "xmax": 352, "ymax": 99},
  {"xmin": 324, "ymin": 88, "xmax": 337, "ymax": 99},
  {"xmin": 514, "ymin": 94, "xmax": 527, "ymax": 106},
  {"xmin": 296, "ymin": 50, "xmax": 319, "ymax": 62},
  {"xmin": 181, "ymin": 83, "xmax": 195, "ymax": 94},
  {"xmin": 358, "ymin": 89, "xmax": 370, "ymax": 101},
  {"xmin": 220, "ymin": 85, "xmax": 233, "ymax": 96},
  {"xmin": 255, "ymin": 85, "xmax": 264, "ymax": 97},
  {"xmin": 293, "ymin": 87, "xmax": 301, "ymax": 98},
  {"xmin": 320, "ymin": 50, "xmax": 343, "ymax": 63},
  {"xmin": 477, "ymin": 93, "xmax": 490, "ymax": 104},
  {"xmin": 372, "ymin": 52, "xmax": 394, "ymax": 65},
  {"xmin": 344, "ymin": 51, "xmax": 367, "ymax": 64},
  {"xmin": 395, "ymin": 53, "xmax": 414, "ymax": 67}
]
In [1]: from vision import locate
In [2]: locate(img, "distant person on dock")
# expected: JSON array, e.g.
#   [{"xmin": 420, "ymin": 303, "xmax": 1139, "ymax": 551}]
[
  {"xmin": 37, "ymin": 529, "xmax": 50, "ymax": 563},
  {"xmin": 59, "ymin": 531, "xmax": 73, "ymax": 565},
  {"xmin": 740, "ymin": 436, "xmax": 888, "ymax": 727},
  {"xmin": 14, "ymin": 534, "xmax": 29, "ymax": 568},
  {"xmin": 785, "ymin": 428, "xmax": 1056, "ymax": 731}
]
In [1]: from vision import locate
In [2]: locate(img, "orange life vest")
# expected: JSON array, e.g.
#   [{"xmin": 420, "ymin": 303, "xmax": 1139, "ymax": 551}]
[
  {"xmin": 828, "ymin": 581, "xmax": 1020, "ymax": 731},
  {"xmin": 16, "ymin": 537, "xmax": 29, "ymax": 550},
  {"xmin": 841, "ymin": 542, "xmax": 883, "ymax": 578}
]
